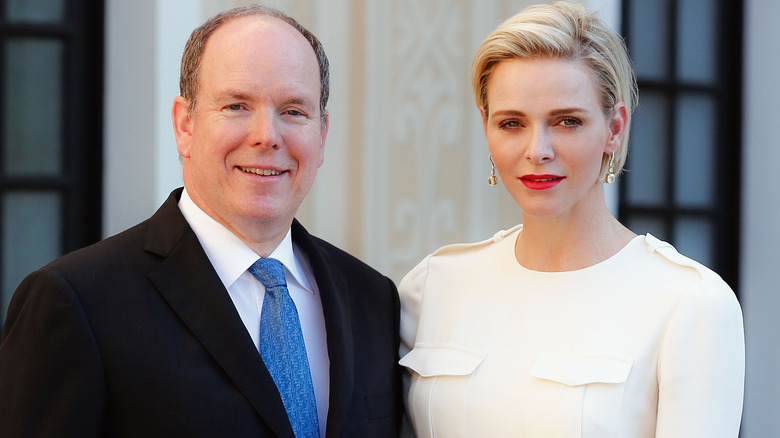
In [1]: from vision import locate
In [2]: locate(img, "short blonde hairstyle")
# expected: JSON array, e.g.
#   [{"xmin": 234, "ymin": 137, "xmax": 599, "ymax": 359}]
[{"xmin": 471, "ymin": 1, "xmax": 638, "ymax": 177}]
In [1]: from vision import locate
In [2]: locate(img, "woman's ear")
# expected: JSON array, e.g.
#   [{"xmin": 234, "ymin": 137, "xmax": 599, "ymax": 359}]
[
  {"xmin": 480, "ymin": 106, "xmax": 488, "ymax": 136},
  {"xmin": 606, "ymin": 102, "xmax": 628, "ymax": 152}
]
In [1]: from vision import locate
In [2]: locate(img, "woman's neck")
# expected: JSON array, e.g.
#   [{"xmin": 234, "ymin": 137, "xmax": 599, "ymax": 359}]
[{"xmin": 515, "ymin": 205, "xmax": 636, "ymax": 272}]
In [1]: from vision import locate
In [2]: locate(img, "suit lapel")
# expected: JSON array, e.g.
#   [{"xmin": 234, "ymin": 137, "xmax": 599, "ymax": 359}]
[
  {"xmin": 292, "ymin": 220, "xmax": 355, "ymax": 436},
  {"xmin": 144, "ymin": 190, "xmax": 295, "ymax": 438}
]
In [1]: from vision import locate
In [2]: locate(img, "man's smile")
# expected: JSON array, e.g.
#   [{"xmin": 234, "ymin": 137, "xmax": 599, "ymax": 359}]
[{"xmin": 237, "ymin": 166, "xmax": 283, "ymax": 176}]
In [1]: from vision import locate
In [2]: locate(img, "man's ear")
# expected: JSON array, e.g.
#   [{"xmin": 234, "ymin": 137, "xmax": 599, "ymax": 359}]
[
  {"xmin": 317, "ymin": 111, "xmax": 329, "ymax": 167},
  {"xmin": 172, "ymin": 96, "xmax": 193, "ymax": 158}
]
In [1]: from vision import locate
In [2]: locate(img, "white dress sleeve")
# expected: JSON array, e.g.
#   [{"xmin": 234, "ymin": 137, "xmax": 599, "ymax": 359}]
[
  {"xmin": 655, "ymin": 276, "xmax": 745, "ymax": 437},
  {"xmin": 398, "ymin": 254, "xmax": 431, "ymax": 359}
]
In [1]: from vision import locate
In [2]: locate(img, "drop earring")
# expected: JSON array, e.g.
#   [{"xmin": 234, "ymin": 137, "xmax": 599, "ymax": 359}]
[
  {"xmin": 605, "ymin": 152, "xmax": 616, "ymax": 184},
  {"xmin": 488, "ymin": 155, "xmax": 498, "ymax": 186}
]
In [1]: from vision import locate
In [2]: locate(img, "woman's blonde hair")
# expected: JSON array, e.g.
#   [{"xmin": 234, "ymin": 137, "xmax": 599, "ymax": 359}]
[{"xmin": 471, "ymin": 1, "xmax": 638, "ymax": 177}]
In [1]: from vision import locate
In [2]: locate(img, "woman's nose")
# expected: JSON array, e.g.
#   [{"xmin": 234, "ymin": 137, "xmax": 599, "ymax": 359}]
[{"xmin": 526, "ymin": 126, "xmax": 554, "ymax": 163}]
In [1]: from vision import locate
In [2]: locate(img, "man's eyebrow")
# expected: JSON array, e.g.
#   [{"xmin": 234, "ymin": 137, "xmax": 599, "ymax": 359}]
[
  {"xmin": 216, "ymin": 90, "xmax": 252, "ymax": 101},
  {"xmin": 283, "ymin": 97, "xmax": 309, "ymax": 106}
]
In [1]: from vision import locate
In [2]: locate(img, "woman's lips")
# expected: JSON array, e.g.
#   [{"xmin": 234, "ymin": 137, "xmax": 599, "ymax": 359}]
[{"xmin": 520, "ymin": 174, "xmax": 564, "ymax": 190}]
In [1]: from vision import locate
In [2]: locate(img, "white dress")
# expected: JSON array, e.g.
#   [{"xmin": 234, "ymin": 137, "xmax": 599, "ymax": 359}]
[{"xmin": 399, "ymin": 225, "xmax": 744, "ymax": 437}]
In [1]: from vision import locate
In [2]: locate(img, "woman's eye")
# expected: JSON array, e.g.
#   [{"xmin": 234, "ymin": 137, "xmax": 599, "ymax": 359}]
[{"xmin": 498, "ymin": 120, "xmax": 520, "ymax": 130}]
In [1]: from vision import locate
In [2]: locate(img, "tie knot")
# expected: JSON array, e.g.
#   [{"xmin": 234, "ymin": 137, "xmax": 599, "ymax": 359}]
[{"xmin": 248, "ymin": 258, "xmax": 287, "ymax": 289}]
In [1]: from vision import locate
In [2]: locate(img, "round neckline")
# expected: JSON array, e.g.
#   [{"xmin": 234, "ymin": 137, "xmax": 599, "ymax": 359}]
[{"xmin": 506, "ymin": 228, "xmax": 646, "ymax": 275}]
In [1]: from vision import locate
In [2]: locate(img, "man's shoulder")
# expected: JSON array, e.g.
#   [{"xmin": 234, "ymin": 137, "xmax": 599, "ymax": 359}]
[
  {"xmin": 291, "ymin": 220, "xmax": 392, "ymax": 284},
  {"xmin": 297, "ymin": 228, "xmax": 376, "ymax": 270},
  {"xmin": 42, "ymin": 219, "xmax": 152, "ymax": 276},
  {"xmin": 44, "ymin": 190, "xmax": 188, "ymax": 276}
]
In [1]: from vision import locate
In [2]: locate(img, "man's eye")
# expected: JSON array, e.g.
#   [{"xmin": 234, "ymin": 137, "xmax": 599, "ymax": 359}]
[
  {"xmin": 227, "ymin": 104, "xmax": 242, "ymax": 111},
  {"xmin": 560, "ymin": 117, "xmax": 582, "ymax": 126},
  {"xmin": 286, "ymin": 109, "xmax": 303, "ymax": 117}
]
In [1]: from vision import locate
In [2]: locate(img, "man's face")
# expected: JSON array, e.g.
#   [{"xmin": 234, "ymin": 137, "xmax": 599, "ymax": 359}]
[{"xmin": 174, "ymin": 15, "xmax": 327, "ymax": 241}]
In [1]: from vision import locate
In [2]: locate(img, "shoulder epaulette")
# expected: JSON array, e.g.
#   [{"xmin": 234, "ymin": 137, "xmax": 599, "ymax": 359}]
[
  {"xmin": 431, "ymin": 224, "xmax": 523, "ymax": 256},
  {"xmin": 643, "ymin": 234, "xmax": 713, "ymax": 281}
]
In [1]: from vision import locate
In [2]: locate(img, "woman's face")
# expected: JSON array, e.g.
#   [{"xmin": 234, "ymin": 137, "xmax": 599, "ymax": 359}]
[{"xmin": 482, "ymin": 57, "xmax": 625, "ymax": 221}]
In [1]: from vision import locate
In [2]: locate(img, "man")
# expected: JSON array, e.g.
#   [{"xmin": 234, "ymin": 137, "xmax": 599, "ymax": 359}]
[{"xmin": 0, "ymin": 6, "xmax": 402, "ymax": 437}]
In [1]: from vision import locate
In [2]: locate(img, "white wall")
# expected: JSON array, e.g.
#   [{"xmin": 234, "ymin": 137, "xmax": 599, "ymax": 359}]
[
  {"xmin": 104, "ymin": 0, "xmax": 224, "ymax": 237},
  {"xmin": 104, "ymin": 0, "xmax": 160, "ymax": 236},
  {"xmin": 740, "ymin": 0, "xmax": 780, "ymax": 435}
]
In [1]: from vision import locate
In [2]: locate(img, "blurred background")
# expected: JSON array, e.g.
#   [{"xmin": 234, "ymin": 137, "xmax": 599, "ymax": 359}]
[{"xmin": 0, "ymin": 0, "xmax": 776, "ymax": 435}]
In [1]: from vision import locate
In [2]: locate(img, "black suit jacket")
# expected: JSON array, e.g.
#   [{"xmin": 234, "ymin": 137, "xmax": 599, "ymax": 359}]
[{"xmin": 0, "ymin": 189, "xmax": 402, "ymax": 437}]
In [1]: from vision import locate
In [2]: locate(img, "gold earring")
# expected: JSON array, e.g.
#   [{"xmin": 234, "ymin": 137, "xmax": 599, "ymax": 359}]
[
  {"xmin": 605, "ymin": 152, "xmax": 616, "ymax": 184},
  {"xmin": 488, "ymin": 155, "xmax": 498, "ymax": 186}
]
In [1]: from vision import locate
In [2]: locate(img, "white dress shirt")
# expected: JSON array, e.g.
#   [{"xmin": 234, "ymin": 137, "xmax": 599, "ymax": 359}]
[
  {"xmin": 178, "ymin": 189, "xmax": 329, "ymax": 435},
  {"xmin": 399, "ymin": 224, "xmax": 744, "ymax": 437}
]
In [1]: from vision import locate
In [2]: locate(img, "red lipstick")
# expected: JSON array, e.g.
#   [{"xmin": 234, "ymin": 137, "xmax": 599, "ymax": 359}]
[{"xmin": 520, "ymin": 174, "xmax": 564, "ymax": 190}]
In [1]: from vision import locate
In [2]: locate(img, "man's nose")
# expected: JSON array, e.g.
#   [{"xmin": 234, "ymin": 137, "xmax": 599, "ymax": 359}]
[{"xmin": 248, "ymin": 111, "xmax": 281, "ymax": 149}]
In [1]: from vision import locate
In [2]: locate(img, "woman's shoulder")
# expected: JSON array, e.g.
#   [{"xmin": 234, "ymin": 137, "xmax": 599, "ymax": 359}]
[
  {"xmin": 399, "ymin": 224, "xmax": 521, "ymax": 294},
  {"xmin": 639, "ymin": 234, "xmax": 723, "ymax": 282},
  {"xmin": 631, "ymin": 234, "xmax": 738, "ymax": 307},
  {"xmin": 428, "ymin": 224, "xmax": 523, "ymax": 259}
]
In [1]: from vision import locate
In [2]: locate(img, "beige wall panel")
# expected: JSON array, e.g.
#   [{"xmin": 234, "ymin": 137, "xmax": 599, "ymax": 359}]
[
  {"xmin": 360, "ymin": 0, "xmax": 528, "ymax": 281},
  {"xmin": 210, "ymin": 0, "xmax": 555, "ymax": 283}
]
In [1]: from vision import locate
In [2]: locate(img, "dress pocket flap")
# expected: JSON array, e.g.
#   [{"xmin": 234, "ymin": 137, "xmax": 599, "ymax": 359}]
[
  {"xmin": 399, "ymin": 343, "xmax": 486, "ymax": 377},
  {"xmin": 530, "ymin": 355, "xmax": 633, "ymax": 386}
]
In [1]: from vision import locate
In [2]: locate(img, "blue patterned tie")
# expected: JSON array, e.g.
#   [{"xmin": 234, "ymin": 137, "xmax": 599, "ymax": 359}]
[{"xmin": 249, "ymin": 258, "xmax": 320, "ymax": 438}]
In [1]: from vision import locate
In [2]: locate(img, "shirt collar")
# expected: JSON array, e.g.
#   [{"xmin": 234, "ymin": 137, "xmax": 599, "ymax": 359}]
[{"xmin": 178, "ymin": 188, "xmax": 314, "ymax": 294}]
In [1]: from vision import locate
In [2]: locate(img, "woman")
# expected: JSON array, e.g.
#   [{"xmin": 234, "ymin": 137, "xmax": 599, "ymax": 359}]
[{"xmin": 398, "ymin": 2, "xmax": 744, "ymax": 437}]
